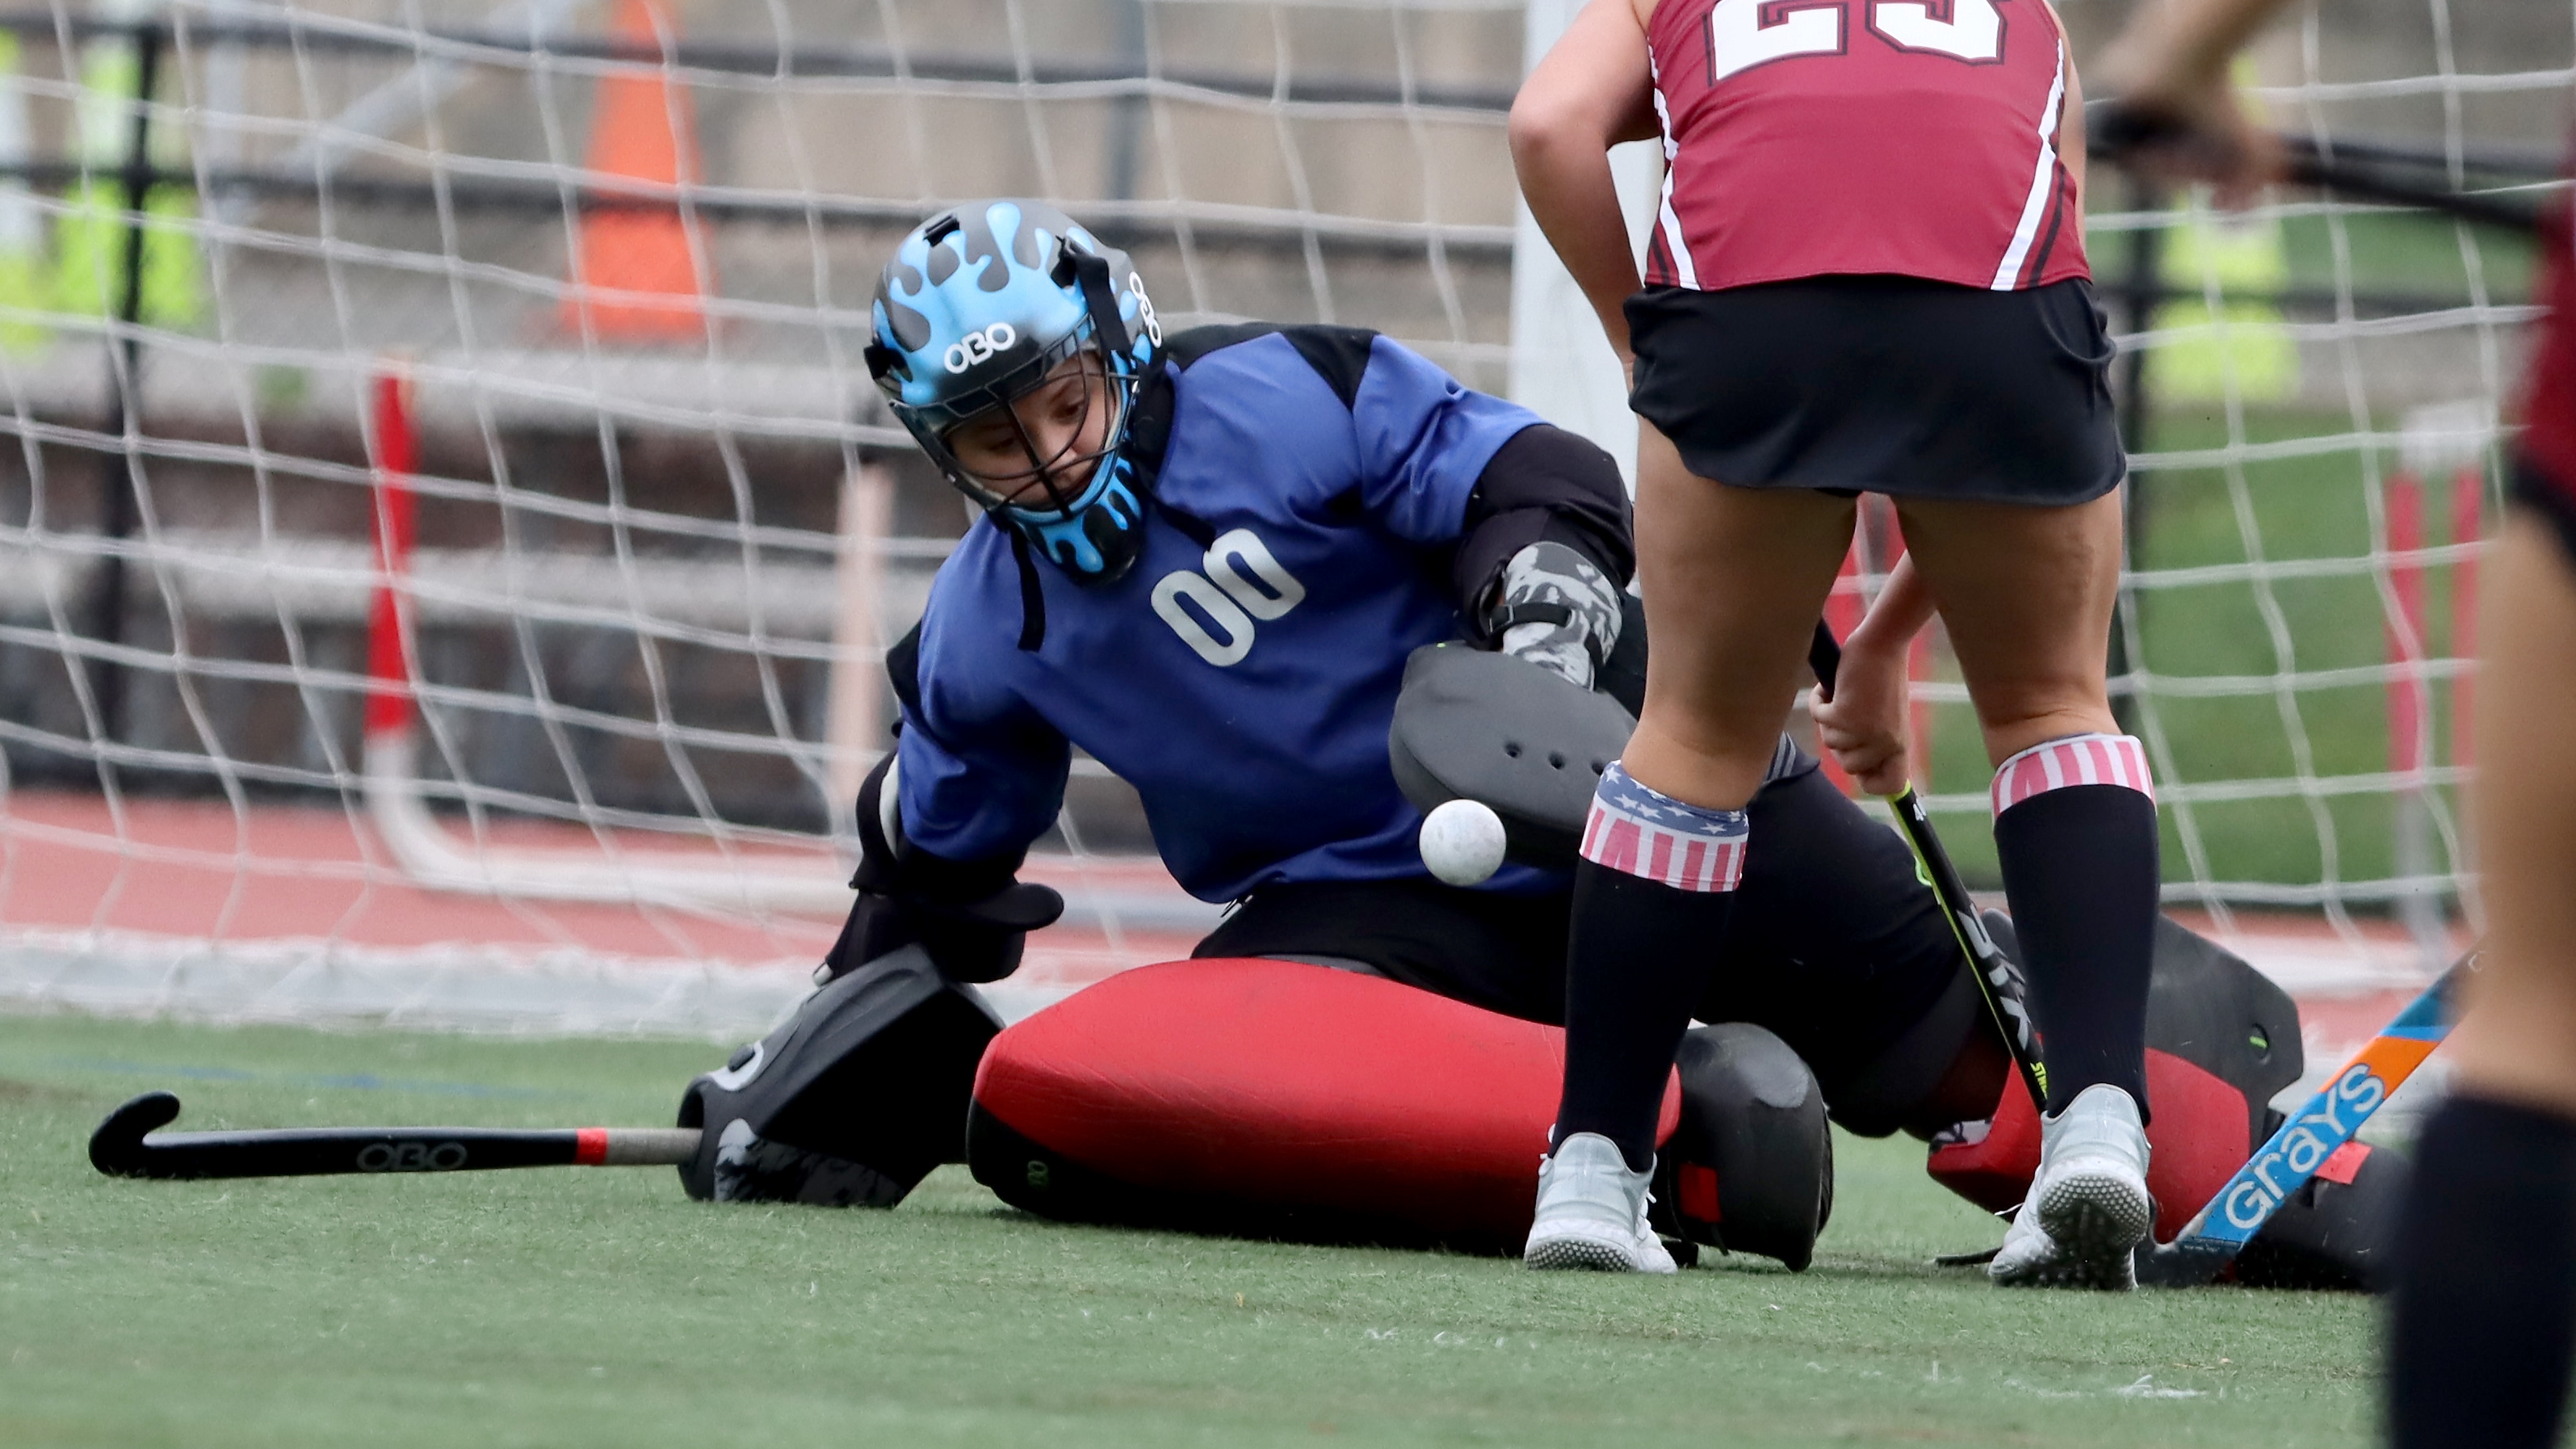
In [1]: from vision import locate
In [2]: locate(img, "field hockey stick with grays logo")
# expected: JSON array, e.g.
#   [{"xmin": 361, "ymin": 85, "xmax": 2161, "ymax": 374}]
[
  {"xmin": 2133, "ymin": 951, "xmax": 2472, "ymax": 1287},
  {"xmin": 1807, "ymin": 621, "xmax": 2050, "ymax": 1112},
  {"xmin": 89, "ymin": 1091, "xmax": 700, "ymax": 1179}
]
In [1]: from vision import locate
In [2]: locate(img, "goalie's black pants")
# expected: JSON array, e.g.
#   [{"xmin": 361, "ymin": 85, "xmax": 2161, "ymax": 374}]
[{"xmin": 1195, "ymin": 757, "xmax": 1979, "ymax": 1136}]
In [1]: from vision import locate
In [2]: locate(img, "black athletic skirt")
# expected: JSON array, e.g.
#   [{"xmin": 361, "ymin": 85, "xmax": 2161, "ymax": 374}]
[
  {"xmin": 1192, "ymin": 762, "xmax": 1978, "ymax": 1135},
  {"xmin": 1626, "ymin": 275, "xmax": 2126, "ymax": 505}
]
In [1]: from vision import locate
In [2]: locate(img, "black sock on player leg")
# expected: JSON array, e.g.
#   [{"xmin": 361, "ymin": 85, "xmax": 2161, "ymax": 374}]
[
  {"xmin": 2388, "ymin": 1094, "xmax": 2576, "ymax": 1449},
  {"xmin": 1989, "ymin": 735, "xmax": 2160, "ymax": 1117},
  {"xmin": 1554, "ymin": 762, "xmax": 1747, "ymax": 1173}
]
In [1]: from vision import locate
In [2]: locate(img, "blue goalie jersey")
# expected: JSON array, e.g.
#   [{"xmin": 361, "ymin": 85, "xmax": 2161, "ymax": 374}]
[{"xmin": 896, "ymin": 324, "xmax": 1559, "ymax": 903}]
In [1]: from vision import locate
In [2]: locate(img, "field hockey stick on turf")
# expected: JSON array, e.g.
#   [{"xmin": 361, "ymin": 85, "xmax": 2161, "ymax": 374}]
[
  {"xmin": 2133, "ymin": 951, "xmax": 2473, "ymax": 1287},
  {"xmin": 88, "ymin": 1091, "xmax": 701, "ymax": 1180},
  {"xmin": 1807, "ymin": 622, "xmax": 2050, "ymax": 1111},
  {"xmin": 2086, "ymin": 100, "xmax": 2550, "ymax": 235}
]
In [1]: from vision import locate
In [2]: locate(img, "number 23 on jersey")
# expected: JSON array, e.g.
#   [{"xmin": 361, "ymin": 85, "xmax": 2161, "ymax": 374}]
[{"xmin": 1705, "ymin": 0, "xmax": 2004, "ymax": 81}]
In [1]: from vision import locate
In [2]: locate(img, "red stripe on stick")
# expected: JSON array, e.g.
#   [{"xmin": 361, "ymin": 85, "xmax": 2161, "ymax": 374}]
[
  {"xmin": 2315, "ymin": 1140, "xmax": 2372, "ymax": 1186},
  {"xmin": 575, "ymin": 1128, "xmax": 610, "ymax": 1166}
]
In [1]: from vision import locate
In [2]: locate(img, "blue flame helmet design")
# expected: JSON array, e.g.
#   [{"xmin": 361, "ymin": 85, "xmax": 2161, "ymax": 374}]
[{"xmin": 867, "ymin": 200, "xmax": 1164, "ymax": 582}]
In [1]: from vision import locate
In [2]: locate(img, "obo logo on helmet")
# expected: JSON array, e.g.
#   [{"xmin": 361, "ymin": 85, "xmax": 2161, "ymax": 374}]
[{"xmin": 944, "ymin": 322, "xmax": 1020, "ymax": 374}]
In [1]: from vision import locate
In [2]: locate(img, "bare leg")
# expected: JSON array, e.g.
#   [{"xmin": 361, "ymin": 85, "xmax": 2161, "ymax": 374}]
[
  {"xmin": 2389, "ymin": 512, "xmax": 2576, "ymax": 1449},
  {"xmin": 2452, "ymin": 516, "xmax": 2576, "ymax": 1116},
  {"xmin": 1891, "ymin": 488, "xmax": 2157, "ymax": 1115},
  {"xmin": 1626, "ymin": 422, "xmax": 1856, "ymax": 806},
  {"xmin": 1890, "ymin": 491, "xmax": 2125, "ymax": 765},
  {"xmin": 1542, "ymin": 423, "xmax": 1851, "ymax": 1182}
]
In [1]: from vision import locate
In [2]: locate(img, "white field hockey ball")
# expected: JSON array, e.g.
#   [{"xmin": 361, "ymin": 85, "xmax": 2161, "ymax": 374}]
[{"xmin": 1419, "ymin": 798, "xmax": 1508, "ymax": 886}]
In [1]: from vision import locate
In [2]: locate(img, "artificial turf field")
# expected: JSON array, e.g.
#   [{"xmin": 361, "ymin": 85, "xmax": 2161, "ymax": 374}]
[{"xmin": 0, "ymin": 1009, "xmax": 2389, "ymax": 1448}]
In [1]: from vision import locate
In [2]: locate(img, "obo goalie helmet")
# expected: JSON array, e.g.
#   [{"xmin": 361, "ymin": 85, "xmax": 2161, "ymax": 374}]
[{"xmin": 867, "ymin": 200, "xmax": 1164, "ymax": 582}]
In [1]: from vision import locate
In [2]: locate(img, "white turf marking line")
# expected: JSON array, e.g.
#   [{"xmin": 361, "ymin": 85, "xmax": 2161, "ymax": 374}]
[
  {"xmin": 0, "ymin": 922, "xmax": 2442, "ymax": 1084},
  {"xmin": 0, "ymin": 927, "xmax": 1082, "ymax": 1040}
]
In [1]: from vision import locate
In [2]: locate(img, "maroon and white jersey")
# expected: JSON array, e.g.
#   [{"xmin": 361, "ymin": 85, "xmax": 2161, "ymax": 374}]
[
  {"xmin": 2521, "ymin": 200, "xmax": 2575, "ymax": 497},
  {"xmin": 1641, "ymin": 0, "xmax": 2087, "ymax": 293}
]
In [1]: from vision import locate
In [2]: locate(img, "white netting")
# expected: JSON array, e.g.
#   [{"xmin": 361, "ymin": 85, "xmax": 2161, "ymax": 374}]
[{"xmin": 0, "ymin": 0, "xmax": 2560, "ymax": 1032}]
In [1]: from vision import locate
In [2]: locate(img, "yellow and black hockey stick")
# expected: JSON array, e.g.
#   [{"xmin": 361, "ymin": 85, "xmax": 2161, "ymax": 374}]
[{"xmin": 1808, "ymin": 622, "xmax": 2049, "ymax": 1111}]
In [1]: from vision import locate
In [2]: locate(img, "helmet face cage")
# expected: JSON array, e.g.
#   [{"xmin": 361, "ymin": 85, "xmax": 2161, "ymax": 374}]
[
  {"xmin": 939, "ymin": 345, "xmax": 1128, "ymax": 514},
  {"xmin": 867, "ymin": 200, "xmax": 1162, "ymax": 582}
]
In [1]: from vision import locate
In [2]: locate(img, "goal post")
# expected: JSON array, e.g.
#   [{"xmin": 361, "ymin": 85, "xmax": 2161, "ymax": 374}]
[
  {"xmin": 0, "ymin": 0, "xmax": 2558, "ymax": 1033},
  {"xmin": 357, "ymin": 357, "xmax": 857, "ymax": 918}
]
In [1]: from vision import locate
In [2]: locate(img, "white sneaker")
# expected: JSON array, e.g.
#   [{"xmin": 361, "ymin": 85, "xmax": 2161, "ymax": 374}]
[
  {"xmin": 1523, "ymin": 1132, "xmax": 1678, "ymax": 1274},
  {"xmin": 1990, "ymin": 1084, "xmax": 2154, "ymax": 1290}
]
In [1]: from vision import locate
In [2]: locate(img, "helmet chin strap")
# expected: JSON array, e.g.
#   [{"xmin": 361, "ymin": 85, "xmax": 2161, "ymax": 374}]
[{"xmin": 1065, "ymin": 249, "xmax": 1131, "ymax": 370}]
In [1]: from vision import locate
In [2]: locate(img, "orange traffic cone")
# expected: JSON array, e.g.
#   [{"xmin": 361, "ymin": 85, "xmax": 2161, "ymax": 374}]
[{"xmin": 560, "ymin": 0, "xmax": 709, "ymax": 341}]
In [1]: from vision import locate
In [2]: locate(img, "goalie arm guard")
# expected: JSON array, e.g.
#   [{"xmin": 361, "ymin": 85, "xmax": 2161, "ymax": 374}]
[
  {"xmin": 1453, "ymin": 426, "xmax": 1632, "ymax": 691},
  {"xmin": 821, "ymin": 754, "xmax": 1064, "ymax": 986}
]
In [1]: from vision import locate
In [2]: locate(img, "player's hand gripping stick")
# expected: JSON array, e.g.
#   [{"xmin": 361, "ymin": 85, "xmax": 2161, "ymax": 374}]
[
  {"xmin": 88, "ymin": 1091, "xmax": 700, "ymax": 1179},
  {"xmin": 1807, "ymin": 621, "xmax": 2050, "ymax": 1112}
]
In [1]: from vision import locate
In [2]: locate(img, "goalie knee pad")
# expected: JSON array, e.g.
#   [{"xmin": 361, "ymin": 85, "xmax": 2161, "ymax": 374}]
[
  {"xmin": 677, "ymin": 945, "xmax": 1003, "ymax": 1207},
  {"xmin": 1654, "ymin": 1023, "xmax": 1833, "ymax": 1272}
]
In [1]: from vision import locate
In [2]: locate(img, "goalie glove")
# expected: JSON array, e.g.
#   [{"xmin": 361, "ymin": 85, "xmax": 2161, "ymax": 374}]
[
  {"xmin": 1482, "ymin": 540, "xmax": 1624, "ymax": 692},
  {"xmin": 820, "ymin": 754, "xmax": 1065, "ymax": 987}
]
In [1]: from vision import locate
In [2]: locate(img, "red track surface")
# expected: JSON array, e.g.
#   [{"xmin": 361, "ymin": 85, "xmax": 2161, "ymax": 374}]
[
  {"xmin": 0, "ymin": 789, "xmax": 1198, "ymax": 989},
  {"xmin": 0, "ymin": 789, "xmax": 2454, "ymax": 1052}
]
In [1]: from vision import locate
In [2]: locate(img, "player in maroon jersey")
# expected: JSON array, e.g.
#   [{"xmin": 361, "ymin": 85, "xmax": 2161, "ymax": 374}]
[
  {"xmin": 2098, "ymin": 7, "xmax": 2575, "ymax": 1443},
  {"xmin": 1511, "ymin": 0, "xmax": 2159, "ymax": 1287}
]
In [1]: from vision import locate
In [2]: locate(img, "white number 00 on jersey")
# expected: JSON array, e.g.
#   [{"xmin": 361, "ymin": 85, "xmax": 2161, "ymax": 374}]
[{"xmin": 1151, "ymin": 528, "xmax": 1307, "ymax": 667}]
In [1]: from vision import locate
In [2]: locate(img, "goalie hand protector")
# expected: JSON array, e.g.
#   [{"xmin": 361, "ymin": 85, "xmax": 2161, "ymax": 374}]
[
  {"xmin": 679, "ymin": 944, "xmax": 1004, "ymax": 1208},
  {"xmin": 824, "ymin": 754, "xmax": 1065, "ymax": 987},
  {"xmin": 1481, "ymin": 540, "xmax": 1624, "ymax": 692}
]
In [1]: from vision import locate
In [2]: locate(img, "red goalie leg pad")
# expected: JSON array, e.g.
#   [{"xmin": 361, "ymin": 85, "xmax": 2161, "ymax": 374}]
[
  {"xmin": 968, "ymin": 958, "xmax": 1681, "ymax": 1254},
  {"xmin": 1927, "ymin": 1047, "xmax": 2255, "ymax": 1243}
]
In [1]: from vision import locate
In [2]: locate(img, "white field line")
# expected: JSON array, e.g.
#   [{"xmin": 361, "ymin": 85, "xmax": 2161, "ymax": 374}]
[
  {"xmin": 2, "ymin": 915, "xmax": 2437, "ymax": 1050},
  {"xmin": 0, "ymin": 925, "xmax": 1094, "ymax": 1038}
]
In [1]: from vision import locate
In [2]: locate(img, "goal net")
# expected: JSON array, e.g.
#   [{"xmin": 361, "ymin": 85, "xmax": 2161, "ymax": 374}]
[{"xmin": 0, "ymin": 0, "xmax": 2558, "ymax": 1035}]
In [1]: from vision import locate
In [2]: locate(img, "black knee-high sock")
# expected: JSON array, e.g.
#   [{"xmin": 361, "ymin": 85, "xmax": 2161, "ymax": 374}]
[
  {"xmin": 1989, "ymin": 735, "xmax": 2159, "ymax": 1117},
  {"xmin": 1554, "ymin": 762, "xmax": 1746, "ymax": 1172},
  {"xmin": 2388, "ymin": 1094, "xmax": 2576, "ymax": 1449}
]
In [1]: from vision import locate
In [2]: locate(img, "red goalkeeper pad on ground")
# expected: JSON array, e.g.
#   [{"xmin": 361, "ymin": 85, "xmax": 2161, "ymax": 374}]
[{"xmin": 967, "ymin": 957, "xmax": 1680, "ymax": 1255}]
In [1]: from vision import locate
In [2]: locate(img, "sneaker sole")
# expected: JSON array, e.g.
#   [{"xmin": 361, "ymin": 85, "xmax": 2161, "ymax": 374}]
[
  {"xmin": 1524, "ymin": 1232, "xmax": 1673, "ymax": 1274},
  {"xmin": 2027, "ymin": 1166, "xmax": 2152, "ymax": 1291}
]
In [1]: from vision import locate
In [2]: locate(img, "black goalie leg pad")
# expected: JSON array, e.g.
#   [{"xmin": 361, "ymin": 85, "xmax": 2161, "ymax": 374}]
[
  {"xmin": 677, "ymin": 944, "xmax": 1003, "ymax": 1207},
  {"xmin": 1653, "ymin": 1023, "xmax": 1833, "ymax": 1272}
]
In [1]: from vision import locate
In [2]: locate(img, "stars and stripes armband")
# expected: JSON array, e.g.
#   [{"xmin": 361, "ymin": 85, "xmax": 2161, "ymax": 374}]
[{"xmin": 1580, "ymin": 762, "xmax": 1749, "ymax": 893}]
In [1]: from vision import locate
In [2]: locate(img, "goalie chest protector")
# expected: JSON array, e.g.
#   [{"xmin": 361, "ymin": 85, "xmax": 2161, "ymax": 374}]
[{"xmin": 966, "ymin": 958, "xmax": 1679, "ymax": 1254}]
